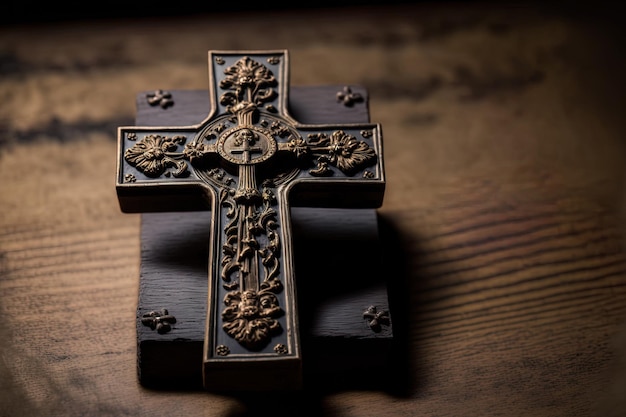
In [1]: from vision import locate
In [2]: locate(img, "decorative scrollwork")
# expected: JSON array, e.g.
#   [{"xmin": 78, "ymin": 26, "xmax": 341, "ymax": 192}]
[{"xmin": 219, "ymin": 181, "xmax": 281, "ymax": 286}]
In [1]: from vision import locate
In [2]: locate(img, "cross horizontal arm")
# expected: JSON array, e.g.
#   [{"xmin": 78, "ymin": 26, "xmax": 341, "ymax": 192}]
[
  {"xmin": 117, "ymin": 126, "xmax": 213, "ymax": 212},
  {"xmin": 283, "ymin": 122, "xmax": 384, "ymax": 208}
]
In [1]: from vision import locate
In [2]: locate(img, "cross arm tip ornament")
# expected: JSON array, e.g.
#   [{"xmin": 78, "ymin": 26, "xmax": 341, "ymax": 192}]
[{"xmin": 116, "ymin": 50, "xmax": 385, "ymax": 392}]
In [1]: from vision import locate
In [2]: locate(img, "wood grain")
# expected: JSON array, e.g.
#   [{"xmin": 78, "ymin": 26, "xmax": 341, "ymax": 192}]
[{"xmin": 1, "ymin": 2, "xmax": 626, "ymax": 416}]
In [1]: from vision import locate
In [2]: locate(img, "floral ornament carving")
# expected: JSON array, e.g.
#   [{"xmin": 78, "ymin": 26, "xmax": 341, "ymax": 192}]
[
  {"xmin": 216, "ymin": 345, "xmax": 230, "ymax": 356},
  {"xmin": 306, "ymin": 130, "xmax": 377, "ymax": 176},
  {"xmin": 274, "ymin": 344, "xmax": 288, "ymax": 354},
  {"xmin": 219, "ymin": 56, "xmax": 277, "ymax": 111},
  {"xmin": 146, "ymin": 89, "xmax": 174, "ymax": 109},
  {"xmin": 124, "ymin": 134, "xmax": 189, "ymax": 178}
]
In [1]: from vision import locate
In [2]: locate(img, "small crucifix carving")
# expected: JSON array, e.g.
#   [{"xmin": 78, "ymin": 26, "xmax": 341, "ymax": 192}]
[{"xmin": 117, "ymin": 50, "xmax": 385, "ymax": 391}]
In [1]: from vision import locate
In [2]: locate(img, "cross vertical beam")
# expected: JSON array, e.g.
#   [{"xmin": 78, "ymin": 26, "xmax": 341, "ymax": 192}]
[{"xmin": 116, "ymin": 50, "xmax": 385, "ymax": 391}]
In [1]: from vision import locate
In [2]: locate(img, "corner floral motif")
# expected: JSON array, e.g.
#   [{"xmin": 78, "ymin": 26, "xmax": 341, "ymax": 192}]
[
  {"xmin": 146, "ymin": 89, "xmax": 174, "ymax": 109},
  {"xmin": 336, "ymin": 86, "xmax": 363, "ymax": 107},
  {"xmin": 216, "ymin": 345, "xmax": 230, "ymax": 356},
  {"xmin": 363, "ymin": 306, "xmax": 390, "ymax": 333},
  {"xmin": 274, "ymin": 344, "xmax": 288, "ymax": 354},
  {"xmin": 141, "ymin": 309, "xmax": 176, "ymax": 334}
]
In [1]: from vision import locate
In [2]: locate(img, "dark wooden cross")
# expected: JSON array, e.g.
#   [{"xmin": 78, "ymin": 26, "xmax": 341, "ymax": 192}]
[{"xmin": 116, "ymin": 50, "xmax": 385, "ymax": 391}]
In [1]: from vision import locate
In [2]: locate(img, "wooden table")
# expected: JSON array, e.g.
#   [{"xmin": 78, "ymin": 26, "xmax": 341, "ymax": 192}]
[{"xmin": 1, "ymin": 3, "xmax": 625, "ymax": 416}]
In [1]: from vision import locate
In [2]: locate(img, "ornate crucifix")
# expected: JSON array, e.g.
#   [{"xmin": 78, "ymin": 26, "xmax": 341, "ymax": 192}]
[{"xmin": 116, "ymin": 50, "xmax": 385, "ymax": 391}]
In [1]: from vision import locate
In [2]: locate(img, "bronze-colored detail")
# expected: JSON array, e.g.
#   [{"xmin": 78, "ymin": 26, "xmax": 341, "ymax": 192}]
[
  {"xmin": 217, "ymin": 125, "xmax": 277, "ymax": 165},
  {"xmin": 307, "ymin": 130, "xmax": 377, "ymax": 176},
  {"xmin": 219, "ymin": 56, "xmax": 277, "ymax": 111},
  {"xmin": 363, "ymin": 306, "xmax": 390, "ymax": 333},
  {"xmin": 121, "ymin": 54, "xmax": 381, "ymax": 352},
  {"xmin": 203, "ymin": 168, "xmax": 234, "ymax": 186},
  {"xmin": 274, "ymin": 344, "xmax": 288, "ymax": 354},
  {"xmin": 127, "ymin": 132, "xmax": 138, "ymax": 141},
  {"xmin": 222, "ymin": 287, "xmax": 284, "ymax": 351},
  {"xmin": 363, "ymin": 170, "xmax": 375, "ymax": 179},
  {"xmin": 219, "ymin": 178, "xmax": 284, "ymax": 350},
  {"xmin": 124, "ymin": 173, "xmax": 137, "ymax": 183},
  {"xmin": 125, "ymin": 134, "xmax": 189, "ymax": 178},
  {"xmin": 219, "ymin": 180, "xmax": 280, "ymax": 285},
  {"xmin": 216, "ymin": 345, "xmax": 230, "ymax": 356},
  {"xmin": 147, "ymin": 89, "xmax": 174, "ymax": 109},
  {"xmin": 336, "ymin": 86, "xmax": 363, "ymax": 107},
  {"xmin": 142, "ymin": 309, "xmax": 177, "ymax": 334}
]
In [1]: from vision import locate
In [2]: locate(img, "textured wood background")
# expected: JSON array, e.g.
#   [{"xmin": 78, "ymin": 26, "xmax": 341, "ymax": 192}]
[{"xmin": 1, "ymin": 2, "xmax": 626, "ymax": 416}]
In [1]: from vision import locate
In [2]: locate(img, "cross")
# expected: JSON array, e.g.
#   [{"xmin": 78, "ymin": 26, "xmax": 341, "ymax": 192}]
[
  {"xmin": 228, "ymin": 128, "xmax": 263, "ymax": 163},
  {"xmin": 116, "ymin": 50, "xmax": 385, "ymax": 391}
]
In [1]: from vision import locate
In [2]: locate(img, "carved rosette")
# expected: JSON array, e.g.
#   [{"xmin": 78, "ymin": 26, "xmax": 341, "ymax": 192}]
[
  {"xmin": 306, "ymin": 130, "xmax": 377, "ymax": 176},
  {"xmin": 123, "ymin": 55, "xmax": 380, "ymax": 352},
  {"xmin": 124, "ymin": 134, "xmax": 189, "ymax": 178}
]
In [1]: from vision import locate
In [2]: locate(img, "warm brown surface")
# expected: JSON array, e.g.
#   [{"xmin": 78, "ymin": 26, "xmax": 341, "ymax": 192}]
[{"xmin": 2, "ymin": 2, "xmax": 626, "ymax": 416}]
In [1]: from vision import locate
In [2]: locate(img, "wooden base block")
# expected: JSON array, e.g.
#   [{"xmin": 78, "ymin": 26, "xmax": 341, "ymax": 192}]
[{"xmin": 138, "ymin": 208, "xmax": 394, "ymax": 390}]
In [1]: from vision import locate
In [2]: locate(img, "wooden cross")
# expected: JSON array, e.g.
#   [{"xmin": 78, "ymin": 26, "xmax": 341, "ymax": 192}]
[{"xmin": 116, "ymin": 50, "xmax": 385, "ymax": 391}]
